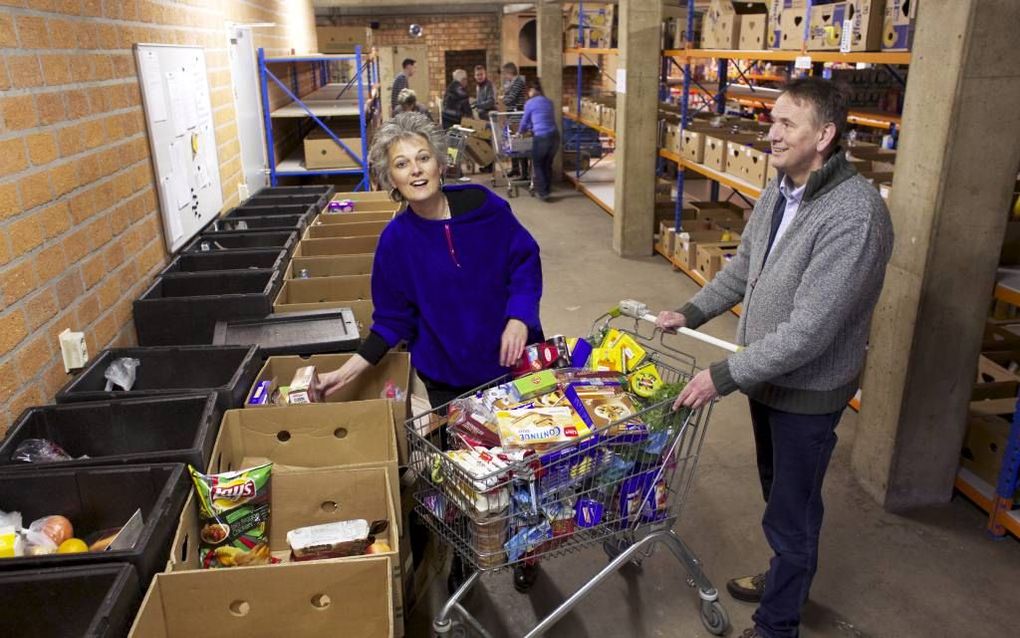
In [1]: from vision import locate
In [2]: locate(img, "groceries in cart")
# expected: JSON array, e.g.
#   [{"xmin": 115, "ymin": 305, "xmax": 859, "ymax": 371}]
[{"xmin": 418, "ymin": 325, "xmax": 693, "ymax": 568}]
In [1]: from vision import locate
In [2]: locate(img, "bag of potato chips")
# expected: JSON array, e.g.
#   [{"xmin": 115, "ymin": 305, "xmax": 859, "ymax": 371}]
[{"xmin": 188, "ymin": 463, "xmax": 273, "ymax": 569}]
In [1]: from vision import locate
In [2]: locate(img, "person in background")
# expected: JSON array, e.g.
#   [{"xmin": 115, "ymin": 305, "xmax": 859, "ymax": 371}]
[
  {"xmin": 317, "ymin": 112, "xmax": 544, "ymax": 593},
  {"xmin": 474, "ymin": 64, "xmax": 496, "ymax": 121},
  {"xmin": 501, "ymin": 62, "xmax": 528, "ymax": 180},
  {"xmin": 395, "ymin": 88, "xmax": 431, "ymax": 121},
  {"xmin": 657, "ymin": 77, "xmax": 893, "ymax": 638},
  {"xmin": 390, "ymin": 58, "xmax": 416, "ymax": 116},
  {"xmin": 518, "ymin": 78, "xmax": 559, "ymax": 201},
  {"xmin": 442, "ymin": 68, "xmax": 471, "ymax": 130}
]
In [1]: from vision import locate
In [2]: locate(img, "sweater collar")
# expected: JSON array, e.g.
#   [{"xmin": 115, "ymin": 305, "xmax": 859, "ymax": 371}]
[{"xmin": 802, "ymin": 148, "xmax": 856, "ymax": 202}]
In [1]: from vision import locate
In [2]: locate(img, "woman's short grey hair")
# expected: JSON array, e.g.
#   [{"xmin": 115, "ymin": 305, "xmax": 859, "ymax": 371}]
[
  {"xmin": 397, "ymin": 88, "xmax": 417, "ymax": 106},
  {"xmin": 369, "ymin": 112, "xmax": 448, "ymax": 199},
  {"xmin": 452, "ymin": 68, "xmax": 467, "ymax": 83}
]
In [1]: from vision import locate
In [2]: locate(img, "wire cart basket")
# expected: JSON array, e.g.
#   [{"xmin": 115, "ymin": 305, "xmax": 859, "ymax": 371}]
[
  {"xmin": 446, "ymin": 125, "xmax": 475, "ymax": 183},
  {"xmin": 488, "ymin": 110, "xmax": 533, "ymax": 199},
  {"xmin": 406, "ymin": 310, "xmax": 729, "ymax": 637}
]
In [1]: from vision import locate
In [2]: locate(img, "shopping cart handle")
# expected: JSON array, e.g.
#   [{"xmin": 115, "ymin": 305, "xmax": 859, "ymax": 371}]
[{"xmin": 617, "ymin": 299, "xmax": 742, "ymax": 353}]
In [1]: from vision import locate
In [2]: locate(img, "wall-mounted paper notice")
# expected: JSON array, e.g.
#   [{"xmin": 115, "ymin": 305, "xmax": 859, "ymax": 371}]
[
  {"xmin": 166, "ymin": 72, "xmax": 187, "ymax": 137},
  {"xmin": 162, "ymin": 176, "xmax": 184, "ymax": 240},
  {"xmin": 168, "ymin": 140, "xmax": 190, "ymax": 210},
  {"xmin": 139, "ymin": 50, "xmax": 167, "ymax": 122}
]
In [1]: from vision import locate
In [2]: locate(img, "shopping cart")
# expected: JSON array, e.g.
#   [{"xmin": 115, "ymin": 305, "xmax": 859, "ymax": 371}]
[
  {"xmin": 446, "ymin": 125, "xmax": 475, "ymax": 183},
  {"xmin": 406, "ymin": 301, "xmax": 732, "ymax": 638},
  {"xmin": 488, "ymin": 111, "xmax": 533, "ymax": 198}
]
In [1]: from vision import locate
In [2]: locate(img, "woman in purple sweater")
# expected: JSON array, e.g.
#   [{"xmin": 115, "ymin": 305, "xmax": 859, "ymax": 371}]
[
  {"xmin": 319, "ymin": 112, "xmax": 544, "ymax": 406},
  {"xmin": 518, "ymin": 77, "xmax": 560, "ymax": 201}
]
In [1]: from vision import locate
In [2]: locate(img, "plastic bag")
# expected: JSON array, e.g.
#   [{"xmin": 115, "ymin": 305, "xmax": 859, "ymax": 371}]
[
  {"xmin": 11, "ymin": 438, "xmax": 74, "ymax": 464},
  {"xmin": 0, "ymin": 510, "xmax": 24, "ymax": 558},
  {"xmin": 380, "ymin": 380, "xmax": 406, "ymax": 401},
  {"xmin": 104, "ymin": 357, "xmax": 140, "ymax": 391}
]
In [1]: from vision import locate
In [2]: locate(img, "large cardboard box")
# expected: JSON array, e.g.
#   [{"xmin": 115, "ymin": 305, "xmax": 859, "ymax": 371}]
[
  {"xmin": 738, "ymin": 141, "xmax": 772, "ymax": 187},
  {"xmin": 778, "ymin": 5, "xmax": 808, "ymax": 50},
  {"xmin": 696, "ymin": 244, "xmax": 740, "ymax": 281},
  {"xmin": 737, "ymin": 7, "xmax": 769, "ymax": 49},
  {"xmin": 294, "ymin": 236, "xmax": 380, "ymax": 257},
  {"xmin": 567, "ymin": 2, "xmax": 615, "ymax": 30},
  {"xmin": 681, "ymin": 126, "xmax": 715, "ymax": 163},
  {"xmin": 464, "ymin": 135, "xmax": 496, "ymax": 167},
  {"xmin": 960, "ymin": 413, "xmax": 1020, "ymax": 504},
  {"xmin": 701, "ymin": 0, "xmax": 740, "ymax": 49},
  {"xmin": 131, "ymin": 556, "xmax": 394, "ymax": 638},
  {"xmin": 459, "ymin": 117, "xmax": 492, "ymax": 141},
  {"xmin": 275, "ymin": 300, "xmax": 375, "ymax": 334},
  {"xmin": 674, "ymin": 231, "xmax": 742, "ymax": 271},
  {"xmin": 304, "ymin": 131, "xmax": 364, "ymax": 170},
  {"xmin": 882, "ymin": 0, "xmax": 916, "ymax": 51},
  {"xmin": 305, "ymin": 220, "xmax": 390, "ymax": 240},
  {"xmin": 768, "ymin": 0, "xmax": 807, "ymax": 48},
  {"xmin": 807, "ymin": 1, "xmax": 848, "ymax": 51},
  {"xmin": 246, "ymin": 353, "xmax": 413, "ymax": 466},
  {"xmin": 286, "ymin": 254, "xmax": 375, "ymax": 280},
  {"xmin": 704, "ymin": 132, "xmax": 759, "ymax": 173},
  {"xmin": 317, "ymin": 26, "xmax": 374, "ymax": 53},
  {"xmin": 274, "ymin": 275, "xmax": 371, "ymax": 308},
  {"xmin": 845, "ymin": 0, "xmax": 886, "ymax": 52}
]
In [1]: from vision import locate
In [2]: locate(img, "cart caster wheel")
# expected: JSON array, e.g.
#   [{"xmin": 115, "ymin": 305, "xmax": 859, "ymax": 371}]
[
  {"xmin": 700, "ymin": 600, "xmax": 729, "ymax": 636},
  {"xmin": 433, "ymin": 620, "xmax": 468, "ymax": 638},
  {"xmin": 509, "ymin": 186, "xmax": 518, "ymax": 198}
]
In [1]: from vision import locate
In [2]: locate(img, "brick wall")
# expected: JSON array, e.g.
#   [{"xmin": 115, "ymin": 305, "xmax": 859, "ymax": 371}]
[
  {"xmin": 319, "ymin": 13, "xmax": 501, "ymax": 105},
  {"xmin": 0, "ymin": 0, "xmax": 318, "ymax": 435}
]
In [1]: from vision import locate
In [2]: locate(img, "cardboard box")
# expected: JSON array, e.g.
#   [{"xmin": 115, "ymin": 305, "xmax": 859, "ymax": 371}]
[
  {"xmin": 724, "ymin": 140, "xmax": 749, "ymax": 181},
  {"xmin": 246, "ymin": 353, "xmax": 412, "ymax": 466},
  {"xmin": 696, "ymin": 243, "xmax": 740, "ymax": 281},
  {"xmin": 274, "ymin": 275, "xmax": 371, "ymax": 308},
  {"xmin": 766, "ymin": 159, "xmax": 779, "ymax": 184},
  {"xmin": 601, "ymin": 106, "xmax": 616, "ymax": 131},
  {"xmin": 681, "ymin": 127, "xmax": 714, "ymax": 163},
  {"xmin": 845, "ymin": 0, "xmax": 886, "ymax": 52},
  {"xmin": 664, "ymin": 123, "xmax": 682, "ymax": 155},
  {"xmin": 878, "ymin": 181, "xmax": 892, "ymax": 200},
  {"xmin": 739, "ymin": 141, "xmax": 772, "ymax": 187},
  {"xmin": 316, "ymin": 26, "xmax": 374, "ymax": 53},
  {"xmin": 768, "ymin": 0, "xmax": 807, "ymax": 48},
  {"xmin": 568, "ymin": 2, "xmax": 615, "ymax": 30},
  {"xmin": 305, "ymin": 220, "xmax": 389, "ymax": 240},
  {"xmin": 317, "ymin": 211, "xmax": 397, "ymax": 224},
  {"xmin": 779, "ymin": 6, "xmax": 808, "ymax": 50},
  {"xmin": 131, "ymin": 556, "xmax": 394, "ymax": 637},
  {"xmin": 294, "ymin": 236, "xmax": 380, "ymax": 257},
  {"xmin": 658, "ymin": 221, "xmax": 678, "ymax": 256},
  {"xmin": 275, "ymin": 300, "xmax": 375, "ymax": 334},
  {"xmin": 675, "ymin": 231, "xmax": 742, "ymax": 271},
  {"xmin": 704, "ymin": 132, "xmax": 759, "ymax": 173},
  {"xmin": 304, "ymin": 131, "xmax": 364, "ymax": 170},
  {"xmin": 691, "ymin": 200, "xmax": 748, "ymax": 230},
  {"xmin": 882, "ymin": 0, "xmax": 916, "ymax": 51},
  {"xmin": 464, "ymin": 135, "xmax": 496, "ymax": 167},
  {"xmin": 325, "ymin": 199, "xmax": 400, "ymax": 214},
  {"xmin": 960, "ymin": 413, "xmax": 1020, "ymax": 504},
  {"xmin": 286, "ymin": 254, "xmax": 375, "ymax": 280},
  {"xmin": 807, "ymin": 1, "xmax": 849, "ymax": 51},
  {"xmin": 737, "ymin": 9, "xmax": 769, "ymax": 49},
  {"xmin": 459, "ymin": 117, "xmax": 492, "ymax": 141},
  {"xmin": 702, "ymin": 0, "xmax": 737, "ymax": 49},
  {"xmin": 332, "ymin": 191, "xmax": 393, "ymax": 202}
]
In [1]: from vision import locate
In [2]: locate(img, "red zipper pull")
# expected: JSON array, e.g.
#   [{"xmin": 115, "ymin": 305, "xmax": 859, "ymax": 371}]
[{"xmin": 444, "ymin": 223, "xmax": 462, "ymax": 268}]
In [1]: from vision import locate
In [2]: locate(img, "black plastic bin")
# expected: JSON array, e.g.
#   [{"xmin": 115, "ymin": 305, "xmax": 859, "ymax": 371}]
[
  {"xmin": 248, "ymin": 193, "xmax": 324, "ymax": 208},
  {"xmin": 203, "ymin": 213, "xmax": 309, "ymax": 233},
  {"xmin": 181, "ymin": 230, "xmax": 296, "ymax": 256},
  {"xmin": 0, "ymin": 464, "xmax": 190, "ymax": 592},
  {"xmin": 258, "ymin": 184, "xmax": 334, "ymax": 196},
  {"xmin": 0, "ymin": 564, "xmax": 140, "ymax": 638},
  {"xmin": 133, "ymin": 270, "xmax": 279, "ymax": 345},
  {"xmin": 223, "ymin": 201, "xmax": 315, "ymax": 218},
  {"xmin": 55, "ymin": 345, "xmax": 260, "ymax": 410},
  {"xmin": 212, "ymin": 308, "xmax": 361, "ymax": 356},
  {"xmin": 0, "ymin": 393, "xmax": 220, "ymax": 471},
  {"xmin": 160, "ymin": 249, "xmax": 286, "ymax": 275}
]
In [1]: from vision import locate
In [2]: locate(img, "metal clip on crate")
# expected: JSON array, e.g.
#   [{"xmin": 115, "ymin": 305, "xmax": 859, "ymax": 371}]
[{"xmin": 406, "ymin": 302, "xmax": 739, "ymax": 637}]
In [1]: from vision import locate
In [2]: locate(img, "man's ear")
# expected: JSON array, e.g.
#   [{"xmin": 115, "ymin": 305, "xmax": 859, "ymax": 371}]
[{"xmin": 817, "ymin": 122, "xmax": 838, "ymax": 153}]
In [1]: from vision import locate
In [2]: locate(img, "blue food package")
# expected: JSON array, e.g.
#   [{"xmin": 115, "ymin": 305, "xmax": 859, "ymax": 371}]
[
  {"xmin": 575, "ymin": 498, "xmax": 604, "ymax": 528},
  {"xmin": 618, "ymin": 470, "xmax": 669, "ymax": 524},
  {"xmin": 248, "ymin": 380, "xmax": 272, "ymax": 405},
  {"xmin": 505, "ymin": 520, "xmax": 552, "ymax": 562}
]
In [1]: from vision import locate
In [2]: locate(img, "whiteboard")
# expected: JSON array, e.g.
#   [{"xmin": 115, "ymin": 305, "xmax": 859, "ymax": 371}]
[{"xmin": 135, "ymin": 44, "xmax": 223, "ymax": 252}]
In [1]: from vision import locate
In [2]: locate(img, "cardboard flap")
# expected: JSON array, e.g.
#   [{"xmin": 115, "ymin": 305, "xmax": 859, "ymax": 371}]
[
  {"xmin": 275, "ymin": 275, "xmax": 372, "ymax": 306},
  {"xmin": 307, "ymin": 221, "xmax": 389, "ymax": 239}
]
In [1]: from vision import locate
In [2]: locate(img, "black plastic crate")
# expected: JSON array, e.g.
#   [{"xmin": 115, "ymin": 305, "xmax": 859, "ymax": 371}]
[
  {"xmin": 223, "ymin": 202, "xmax": 315, "ymax": 218},
  {"xmin": 249, "ymin": 193, "xmax": 323, "ymax": 207},
  {"xmin": 181, "ymin": 230, "xmax": 296, "ymax": 255},
  {"xmin": 202, "ymin": 213, "xmax": 309, "ymax": 234},
  {"xmin": 0, "ymin": 394, "xmax": 220, "ymax": 471},
  {"xmin": 212, "ymin": 308, "xmax": 361, "ymax": 356},
  {"xmin": 0, "ymin": 564, "xmax": 140, "ymax": 638},
  {"xmin": 0, "ymin": 464, "xmax": 190, "ymax": 592},
  {"xmin": 253, "ymin": 184, "xmax": 334, "ymax": 209},
  {"xmin": 133, "ymin": 271, "xmax": 279, "ymax": 346},
  {"xmin": 160, "ymin": 249, "xmax": 286, "ymax": 275},
  {"xmin": 55, "ymin": 345, "xmax": 260, "ymax": 410}
]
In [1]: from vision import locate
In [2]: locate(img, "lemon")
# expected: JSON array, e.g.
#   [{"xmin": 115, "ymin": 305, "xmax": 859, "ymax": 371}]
[{"xmin": 57, "ymin": 538, "xmax": 89, "ymax": 554}]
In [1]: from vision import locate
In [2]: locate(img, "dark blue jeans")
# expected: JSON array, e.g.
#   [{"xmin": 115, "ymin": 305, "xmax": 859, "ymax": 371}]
[
  {"xmin": 748, "ymin": 399, "xmax": 843, "ymax": 638},
  {"xmin": 531, "ymin": 131, "xmax": 559, "ymax": 197}
]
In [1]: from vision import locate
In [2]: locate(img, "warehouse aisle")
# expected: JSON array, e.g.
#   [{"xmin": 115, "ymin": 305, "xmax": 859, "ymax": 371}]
[{"xmin": 407, "ymin": 179, "xmax": 1020, "ymax": 638}]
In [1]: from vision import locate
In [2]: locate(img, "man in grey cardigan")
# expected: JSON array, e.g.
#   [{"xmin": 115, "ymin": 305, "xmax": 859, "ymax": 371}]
[{"xmin": 658, "ymin": 78, "xmax": 893, "ymax": 638}]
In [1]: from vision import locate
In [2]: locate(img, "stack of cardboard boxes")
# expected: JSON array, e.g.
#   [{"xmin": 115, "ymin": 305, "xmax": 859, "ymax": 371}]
[
  {"xmin": 565, "ymin": 2, "xmax": 615, "ymax": 49},
  {"xmin": 660, "ymin": 200, "xmax": 747, "ymax": 282}
]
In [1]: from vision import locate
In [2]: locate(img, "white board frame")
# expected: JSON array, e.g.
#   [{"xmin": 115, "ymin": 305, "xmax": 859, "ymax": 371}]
[{"xmin": 135, "ymin": 43, "xmax": 224, "ymax": 253}]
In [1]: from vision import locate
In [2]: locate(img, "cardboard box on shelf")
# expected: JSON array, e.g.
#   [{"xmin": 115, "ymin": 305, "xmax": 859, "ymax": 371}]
[
  {"xmin": 701, "ymin": 0, "xmax": 740, "ymax": 49},
  {"xmin": 669, "ymin": 10, "xmax": 703, "ymax": 49},
  {"xmin": 304, "ymin": 131, "xmax": 364, "ymax": 170},
  {"xmin": 691, "ymin": 200, "xmax": 748, "ymax": 230},
  {"xmin": 246, "ymin": 353, "xmax": 413, "ymax": 466},
  {"xmin": 807, "ymin": 1, "xmax": 849, "ymax": 51},
  {"xmin": 567, "ymin": 2, "xmax": 615, "ymax": 30},
  {"xmin": 316, "ymin": 26, "xmax": 373, "ymax": 53},
  {"xmin": 739, "ymin": 141, "xmax": 772, "ymax": 187},
  {"xmin": 601, "ymin": 106, "xmax": 616, "ymax": 131},
  {"xmin": 696, "ymin": 243, "xmax": 740, "ymax": 281},
  {"xmin": 849, "ymin": 146, "xmax": 896, "ymax": 172},
  {"xmin": 845, "ymin": 0, "xmax": 886, "ymax": 52},
  {"xmin": 768, "ymin": 0, "xmax": 807, "ymax": 49},
  {"xmin": 779, "ymin": 4, "xmax": 808, "ymax": 50},
  {"xmin": 658, "ymin": 221, "xmax": 678, "ymax": 256},
  {"xmin": 737, "ymin": 6, "xmax": 769, "ymax": 49},
  {"xmin": 655, "ymin": 202, "xmax": 698, "ymax": 228},
  {"xmin": 675, "ymin": 231, "xmax": 741, "ymax": 271},
  {"xmin": 588, "ymin": 27, "xmax": 612, "ymax": 49},
  {"xmin": 131, "ymin": 556, "xmax": 395, "ymax": 638},
  {"xmin": 882, "ymin": 0, "xmax": 917, "ymax": 51},
  {"xmin": 274, "ymin": 274, "xmax": 371, "ymax": 309},
  {"xmin": 960, "ymin": 413, "xmax": 1020, "ymax": 504},
  {"xmin": 681, "ymin": 126, "xmax": 714, "ymax": 163},
  {"xmin": 664, "ymin": 123, "xmax": 682, "ymax": 155},
  {"xmin": 704, "ymin": 132, "xmax": 759, "ymax": 173}
]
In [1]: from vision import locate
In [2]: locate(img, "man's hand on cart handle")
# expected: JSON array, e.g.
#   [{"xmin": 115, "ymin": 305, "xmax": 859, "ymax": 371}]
[
  {"xmin": 655, "ymin": 310, "xmax": 687, "ymax": 332},
  {"xmin": 674, "ymin": 369, "xmax": 719, "ymax": 411}
]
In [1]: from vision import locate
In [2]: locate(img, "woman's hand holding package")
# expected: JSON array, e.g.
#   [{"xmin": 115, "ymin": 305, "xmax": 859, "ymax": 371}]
[
  {"xmin": 318, "ymin": 354, "xmax": 371, "ymax": 397},
  {"xmin": 500, "ymin": 319, "xmax": 528, "ymax": 367}
]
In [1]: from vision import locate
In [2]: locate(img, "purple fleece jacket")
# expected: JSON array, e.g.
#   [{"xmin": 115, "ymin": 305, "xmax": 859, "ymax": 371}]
[{"xmin": 370, "ymin": 184, "xmax": 543, "ymax": 387}]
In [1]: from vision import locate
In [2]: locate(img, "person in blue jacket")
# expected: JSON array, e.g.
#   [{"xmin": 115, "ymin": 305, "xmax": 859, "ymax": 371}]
[
  {"xmin": 317, "ymin": 111, "xmax": 545, "ymax": 590},
  {"xmin": 518, "ymin": 77, "xmax": 560, "ymax": 201}
]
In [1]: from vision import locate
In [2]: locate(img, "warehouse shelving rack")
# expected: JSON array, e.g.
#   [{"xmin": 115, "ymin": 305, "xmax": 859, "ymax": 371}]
[{"xmin": 257, "ymin": 47, "xmax": 379, "ymax": 188}]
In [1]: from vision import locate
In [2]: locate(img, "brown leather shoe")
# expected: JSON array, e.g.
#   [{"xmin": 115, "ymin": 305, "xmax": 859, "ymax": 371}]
[
  {"xmin": 739, "ymin": 628, "xmax": 766, "ymax": 638},
  {"xmin": 727, "ymin": 571, "xmax": 767, "ymax": 603}
]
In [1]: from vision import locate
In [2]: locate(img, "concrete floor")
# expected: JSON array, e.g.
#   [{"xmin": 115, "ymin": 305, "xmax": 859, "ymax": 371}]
[{"xmin": 407, "ymin": 178, "xmax": 1020, "ymax": 638}]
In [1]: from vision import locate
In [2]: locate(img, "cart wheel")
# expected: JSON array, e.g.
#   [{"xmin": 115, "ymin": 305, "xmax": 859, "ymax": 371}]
[
  {"xmin": 509, "ymin": 185, "xmax": 518, "ymax": 198},
  {"xmin": 700, "ymin": 600, "xmax": 729, "ymax": 636},
  {"xmin": 433, "ymin": 621, "xmax": 468, "ymax": 638}
]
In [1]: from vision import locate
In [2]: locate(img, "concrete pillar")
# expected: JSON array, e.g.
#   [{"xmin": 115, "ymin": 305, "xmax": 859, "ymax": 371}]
[
  {"xmin": 537, "ymin": 0, "xmax": 564, "ymax": 180},
  {"xmin": 852, "ymin": 0, "xmax": 1020, "ymax": 510},
  {"xmin": 613, "ymin": 0, "xmax": 662, "ymax": 257}
]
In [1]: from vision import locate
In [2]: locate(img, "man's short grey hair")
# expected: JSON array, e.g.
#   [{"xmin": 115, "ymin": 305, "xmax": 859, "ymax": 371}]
[
  {"xmin": 452, "ymin": 68, "xmax": 467, "ymax": 83},
  {"xmin": 397, "ymin": 87, "xmax": 417, "ymax": 106},
  {"xmin": 369, "ymin": 112, "xmax": 448, "ymax": 198}
]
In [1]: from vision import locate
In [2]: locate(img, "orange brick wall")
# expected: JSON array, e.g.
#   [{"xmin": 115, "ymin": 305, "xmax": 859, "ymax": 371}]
[{"xmin": 0, "ymin": 0, "xmax": 318, "ymax": 435}]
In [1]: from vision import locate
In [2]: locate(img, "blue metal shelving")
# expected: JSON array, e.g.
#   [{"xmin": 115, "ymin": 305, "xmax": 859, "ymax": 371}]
[{"xmin": 257, "ymin": 47, "xmax": 379, "ymax": 189}]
